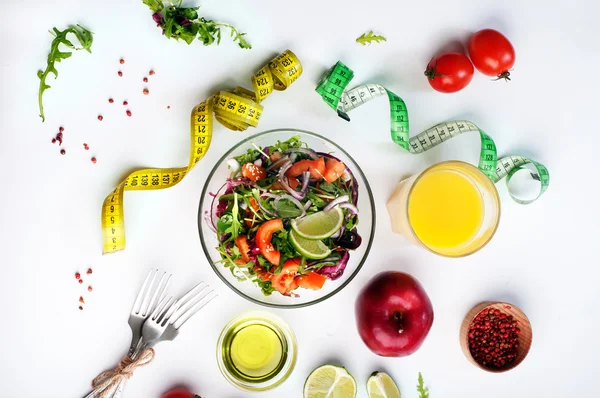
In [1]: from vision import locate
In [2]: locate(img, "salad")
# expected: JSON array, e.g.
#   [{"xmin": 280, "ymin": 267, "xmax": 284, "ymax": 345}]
[{"xmin": 206, "ymin": 136, "xmax": 362, "ymax": 296}]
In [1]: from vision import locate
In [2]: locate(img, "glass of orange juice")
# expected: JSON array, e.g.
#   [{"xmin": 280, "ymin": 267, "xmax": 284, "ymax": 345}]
[{"xmin": 386, "ymin": 161, "xmax": 500, "ymax": 257}]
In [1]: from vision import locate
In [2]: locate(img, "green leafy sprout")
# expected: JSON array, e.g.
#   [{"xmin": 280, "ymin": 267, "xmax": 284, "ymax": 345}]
[
  {"xmin": 356, "ymin": 30, "xmax": 387, "ymax": 45},
  {"xmin": 417, "ymin": 372, "xmax": 430, "ymax": 398},
  {"xmin": 143, "ymin": 0, "xmax": 251, "ymax": 49},
  {"xmin": 37, "ymin": 25, "xmax": 93, "ymax": 122}
]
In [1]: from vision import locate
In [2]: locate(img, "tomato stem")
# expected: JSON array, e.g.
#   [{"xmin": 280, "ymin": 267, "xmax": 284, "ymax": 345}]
[
  {"xmin": 424, "ymin": 62, "xmax": 449, "ymax": 80},
  {"xmin": 493, "ymin": 71, "xmax": 512, "ymax": 81}
]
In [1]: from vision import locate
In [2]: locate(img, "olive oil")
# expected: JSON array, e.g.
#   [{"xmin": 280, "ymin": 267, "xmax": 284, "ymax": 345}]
[{"xmin": 218, "ymin": 311, "xmax": 297, "ymax": 390}]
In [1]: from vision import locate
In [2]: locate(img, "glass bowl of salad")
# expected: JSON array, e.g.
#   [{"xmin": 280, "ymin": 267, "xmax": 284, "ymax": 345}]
[{"xmin": 198, "ymin": 129, "xmax": 375, "ymax": 308}]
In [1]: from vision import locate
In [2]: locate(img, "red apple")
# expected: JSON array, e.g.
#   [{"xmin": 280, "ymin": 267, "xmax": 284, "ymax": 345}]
[{"xmin": 355, "ymin": 271, "xmax": 434, "ymax": 357}]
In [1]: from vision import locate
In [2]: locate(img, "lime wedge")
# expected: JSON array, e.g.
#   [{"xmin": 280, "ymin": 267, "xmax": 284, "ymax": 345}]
[
  {"xmin": 367, "ymin": 372, "xmax": 401, "ymax": 398},
  {"xmin": 289, "ymin": 231, "xmax": 332, "ymax": 259},
  {"xmin": 291, "ymin": 207, "xmax": 344, "ymax": 240},
  {"xmin": 304, "ymin": 364, "xmax": 357, "ymax": 398}
]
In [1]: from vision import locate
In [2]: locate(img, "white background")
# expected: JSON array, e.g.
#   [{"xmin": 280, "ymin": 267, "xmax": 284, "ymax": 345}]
[{"xmin": 0, "ymin": 0, "xmax": 598, "ymax": 397}]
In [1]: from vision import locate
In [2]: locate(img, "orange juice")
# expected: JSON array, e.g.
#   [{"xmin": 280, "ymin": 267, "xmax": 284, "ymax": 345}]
[
  {"xmin": 386, "ymin": 161, "xmax": 500, "ymax": 257},
  {"xmin": 408, "ymin": 169, "xmax": 483, "ymax": 250}
]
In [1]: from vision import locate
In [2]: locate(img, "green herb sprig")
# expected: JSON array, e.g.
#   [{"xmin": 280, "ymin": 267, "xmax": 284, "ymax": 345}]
[
  {"xmin": 356, "ymin": 30, "xmax": 387, "ymax": 45},
  {"xmin": 37, "ymin": 25, "xmax": 93, "ymax": 122},
  {"xmin": 417, "ymin": 372, "xmax": 430, "ymax": 398},
  {"xmin": 143, "ymin": 0, "xmax": 251, "ymax": 49}
]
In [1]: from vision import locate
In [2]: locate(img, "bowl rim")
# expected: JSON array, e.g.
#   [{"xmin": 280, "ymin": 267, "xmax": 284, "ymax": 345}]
[{"xmin": 197, "ymin": 128, "xmax": 376, "ymax": 308}]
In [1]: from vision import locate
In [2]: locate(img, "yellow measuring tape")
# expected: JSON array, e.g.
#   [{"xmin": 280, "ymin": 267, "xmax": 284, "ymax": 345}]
[{"xmin": 101, "ymin": 50, "xmax": 303, "ymax": 254}]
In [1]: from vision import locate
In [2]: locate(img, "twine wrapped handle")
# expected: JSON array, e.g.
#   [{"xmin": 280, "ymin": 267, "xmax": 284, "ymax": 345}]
[{"xmin": 90, "ymin": 348, "xmax": 155, "ymax": 398}]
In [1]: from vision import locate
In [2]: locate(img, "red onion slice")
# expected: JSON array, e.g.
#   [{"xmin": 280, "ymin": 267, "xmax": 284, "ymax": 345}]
[
  {"xmin": 323, "ymin": 195, "xmax": 349, "ymax": 212},
  {"xmin": 274, "ymin": 194, "xmax": 306, "ymax": 218},
  {"xmin": 339, "ymin": 202, "xmax": 358, "ymax": 214},
  {"xmin": 284, "ymin": 147, "xmax": 319, "ymax": 159}
]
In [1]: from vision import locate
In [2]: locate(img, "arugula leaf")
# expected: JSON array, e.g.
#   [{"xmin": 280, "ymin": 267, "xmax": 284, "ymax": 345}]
[
  {"xmin": 269, "ymin": 135, "xmax": 302, "ymax": 153},
  {"xmin": 234, "ymin": 148, "xmax": 261, "ymax": 165},
  {"xmin": 143, "ymin": 1, "xmax": 251, "ymax": 49},
  {"xmin": 257, "ymin": 280, "xmax": 274, "ymax": 296},
  {"xmin": 417, "ymin": 372, "xmax": 430, "ymax": 398},
  {"xmin": 275, "ymin": 199, "xmax": 303, "ymax": 218},
  {"xmin": 37, "ymin": 25, "xmax": 93, "ymax": 122},
  {"xmin": 230, "ymin": 193, "xmax": 242, "ymax": 239},
  {"xmin": 217, "ymin": 213, "xmax": 233, "ymax": 233},
  {"xmin": 271, "ymin": 229, "xmax": 298, "ymax": 265},
  {"xmin": 356, "ymin": 31, "xmax": 387, "ymax": 45},
  {"xmin": 143, "ymin": 0, "xmax": 164, "ymax": 12}
]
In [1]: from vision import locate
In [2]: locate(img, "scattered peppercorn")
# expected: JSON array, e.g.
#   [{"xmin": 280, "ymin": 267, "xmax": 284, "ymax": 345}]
[
  {"xmin": 167, "ymin": 106, "xmax": 171, "ymax": 109},
  {"xmin": 52, "ymin": 138, "xmax": 57, "ymax": 144},
  {"xmin": 109, "ymin": 98, "xmax": 114, "ymax": 103},
  {"xmin": 88, "ymin": 286, "xmax": 93, "ymax": 292},
  {"xmin": 149, "ymin": 69, "xmax": 155, "ymax": 75},
  {"xmin": 468, "ymin": 308, "xmax": 520, "ymax": 369},
  {"xmin": 79, "ymin": 306, "xmax": 83, "ymax": 311},
  {"xmin": 126, "ymin": 110, "xmax": 132, "ymax": 117},
  {"xmin": 98, "ymin": 115, "xmax": 103, "ymax": 121},
  {"xmin": 91, "ymin": 157, "xmax": 97, "ymax": 164},
  {"xmin": 143, "ymin": 88, "xmax": 149, "ymax": 95},
  {"xmin": 118, "ymin": 71, "xmax": 123, "ymax": 77},
  {"xmin": 59, "ymin": 126, "xmax": 64, "ymax": 133},
  {"xmin": 143, "ymin": 77, "xmax": 148, "ymax": 83},
  {"xmin": 123, "ymin": 100, "xmax": 128, "ymax": 106},
  {"xmin": 119, "ymin": 58, "xmax": 125, "ymax": 64},
  {"xmin": 79, "ymin": 296, "xmax": 85, "ymax": 304},
  {"xmin": 83, "ymin": 143, "xmax": 89, "ymax": 150},
  {"xmin": 78, "ymin": 279, "xmax": 83, "ymax": 284},
  {"xmin": 60, "ymin": 149, "xmax": 66, "ymax": 155},
  {"xmin": 75, "ymin": 272, "xmax": 81, "ymax": 279},
  {"xmin": 87, "ymin": 268, "xmax": 93, "ymax": 275}
]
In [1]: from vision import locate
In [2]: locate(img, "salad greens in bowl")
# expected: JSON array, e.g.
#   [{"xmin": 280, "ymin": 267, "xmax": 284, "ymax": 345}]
[{"xmin": 198, "ymin": 129, "xmax": 375, "ymax": 308}]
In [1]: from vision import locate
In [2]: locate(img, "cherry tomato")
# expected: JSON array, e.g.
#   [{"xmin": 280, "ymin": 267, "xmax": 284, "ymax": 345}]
[
  {"xmin": 424, "ymin": 53, "xmax": 474, "ymax": 93},
  {"xmin": 323, "ymin": 158, "xmax": 346, "ymax": 184},
  {"xmin": 468, "ymin": 29, "xmax": 515, "ymax": 80},
  {"xmin": 271, "ymin": 258, "xmax": 301, "ymax": 294},
  {"xmin": 296, "ymin": 272, "xmax": 327, "ymax": 290},
  {"xmin": 241, "ymin": 163, "xmax": 267, "ymax": 181},
  {"xmin": 162, "ymin": 389, "xmax": 201, "ymax": 398},
  {"xmin": 235, "ymin": 235, "xmax": 251, "ymax": 263},
  {"xmin": 286, "ymin": 158, "xmax": 326, "ymax": 180}
]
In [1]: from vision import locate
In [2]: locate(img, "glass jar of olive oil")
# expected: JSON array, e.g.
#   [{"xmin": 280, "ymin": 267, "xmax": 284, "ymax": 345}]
[{"xmin": 217, "ymin": 311, "xmax": 297, "ymax": 391}]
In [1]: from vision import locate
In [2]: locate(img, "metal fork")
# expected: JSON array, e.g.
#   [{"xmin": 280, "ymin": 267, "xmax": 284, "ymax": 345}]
[
  {"xmin": 112, "ymin": 282, "xmax": 217, "ymax": 398},
  {"xmin": 83, "ymin": 269, "xmax": 170, "ymax": 398}
]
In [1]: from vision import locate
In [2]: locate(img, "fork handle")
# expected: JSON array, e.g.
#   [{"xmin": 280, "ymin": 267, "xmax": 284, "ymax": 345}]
[{"xmin": 110, "ymin": 341, "xmax": 148, "ymax": 398}]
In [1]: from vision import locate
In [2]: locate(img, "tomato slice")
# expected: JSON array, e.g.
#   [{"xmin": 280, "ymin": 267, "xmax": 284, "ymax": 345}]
[
  {"xmin": 271, "ymin": 258, "xmax": 301, "ymax": 294},
  {"xmin": 286, "ymin": 158, "xmax": 326, "ymax": 180},
  {"xmin": 235, "ymin": 235, "xmax": 251, "ymax": 263},
  {"xmin": 296, "ymin": 272, "xmax": 327, "ymax": 290},
  {"xmin": 256, "ymin": 218, "xmax": 284, "ymax": 266},
  {"xmin": 253, "ymin": 266, "xmax": 273, "ymax": 281},
  {"xmin": 270, "ymin": 151, "xmax": 283, "ymax": 161},
  {"xmin": 323, "ymin": 158, "xmax": 346, "ymax": 183},
  {"xmin": 242, "ymin": 163, "xmax": 267, "ymax": 181},
  {"xmin": 271, "ymin": 177, "xmax": 299, "ymax": 190}
]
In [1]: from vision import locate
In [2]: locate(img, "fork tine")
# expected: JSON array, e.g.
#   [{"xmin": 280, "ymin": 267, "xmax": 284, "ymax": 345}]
[
  {"xmin": 149, "ymin": 296, "xmax": 170, "ymax": 321},
  {"xmin": 139, "ymin": 270, "xmax": 159, "ymax": 316},
  {"xmin": 170, "ymin": 283, "xmax": 209, "ymax": 323},
  {"xmin": 173, "ymin": 291, "xmax": 217, "ymax": 330},
  {"xmin": 157, "ymin": 297, "xmax": 177, "ymax": 325},
  {"xmin": 161, "ymin": 299, "xmax": 180, "ymax": 326},
  {"xmin": 132, "ymin": 269, "xmax": 156, "ymax": 314},
  {"xmin": 146, "ymin": 272, "xmax": 171, "ymax": 316}
]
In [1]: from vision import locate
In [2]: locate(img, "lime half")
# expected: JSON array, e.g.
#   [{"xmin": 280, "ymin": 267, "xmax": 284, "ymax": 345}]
[
  {"xmin": 304, "ymin": 364, "xmax": 357, "ymax": 398},
  {"xmin": 291, "ymin": 207, "xmax": 344, "ymax": 240},
  {"xmin": 367, "ymin": 372, "xmax": 401, "ymax": 398},
  {"xmin": 289, "ymin": 231, "xmax": 332, "ymax": 259}
]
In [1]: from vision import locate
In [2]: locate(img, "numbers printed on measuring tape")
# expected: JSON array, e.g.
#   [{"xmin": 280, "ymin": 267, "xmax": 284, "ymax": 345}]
[
  {"xmin": 101, "ymin": 50, "xmax": 303, "ymax": 254},
  {"xmin": 316, "ymin": 61, "xmax": 549, "ymax": 205}
]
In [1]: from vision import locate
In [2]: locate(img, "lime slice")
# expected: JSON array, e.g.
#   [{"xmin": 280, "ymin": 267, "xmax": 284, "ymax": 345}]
[
  {"xmin": 289, "ymin": 231, "xmax": 332, "ymax": 259},
  {"xmin": 367, "ymin": 372, "xmax": 401, "ymax": 398},
  {"xmin": 304, "ymin": 364, "xmax": 357, "ymax": 398},
  {"xmin": 291, "ymin": 207, "xmax": 344, "ymax": 240}
]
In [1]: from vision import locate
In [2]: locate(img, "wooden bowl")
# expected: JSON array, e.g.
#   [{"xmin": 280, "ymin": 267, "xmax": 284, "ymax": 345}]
[{"xmin": 460, "ymin": 302, "xmax": 532, "ymax": 373}]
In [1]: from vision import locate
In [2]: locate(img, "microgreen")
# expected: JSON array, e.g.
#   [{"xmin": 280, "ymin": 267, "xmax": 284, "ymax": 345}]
[{"xmin": 356, "ymin": 30, "xmax": 387, "ymax": 45}]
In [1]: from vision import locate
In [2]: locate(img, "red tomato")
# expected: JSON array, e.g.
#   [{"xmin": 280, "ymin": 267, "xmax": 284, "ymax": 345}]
[
  {"xmin": 296, "ymin": 272, "xmax": 327, "ymax": 290},
  {"xmin": 162, "ymin": 389, "xmax": 199, "ymax": 398},
  {"xmin": 241, "ymin": 163, "xmax": 267, "ymax": 181},
  {"xmin": 323, "ymin": 158, "xmax": 346, "ymax": 183},
  {"xmin": 286, "ymin": 158, "xmax": 326, "ymax": 180},
  {"xmin": 256, "ymin": 219, "xmax": 284, "ymax": 265},
  {"xmin": 468, "ymin": 29, "xmax": 515, "ymax": 80},
  {"xmin": 271, "ymin": 258, "xmax": 301, "ymax": 294},
  {"xmin": 235, "ymin": 235, "xmax": 251, "ymax": 263},
  {"xmin": 270, "ymin": 151, "xmax": 283, "ymax": 161},
  {"xmin": 254, "ymin": 265, "xmax": 273, "ymax": 281},
  {"xmin": 424, "ymin": 53, "xmax": 474, "ymax": 93}
]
